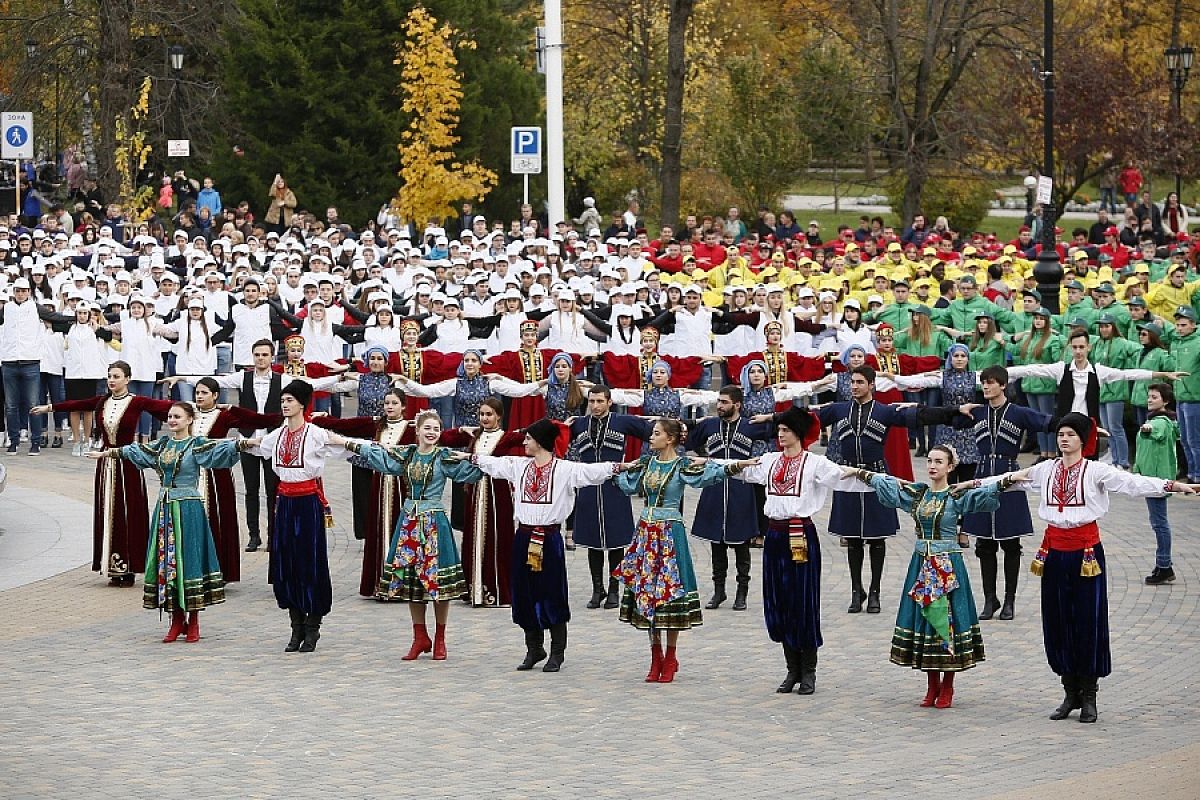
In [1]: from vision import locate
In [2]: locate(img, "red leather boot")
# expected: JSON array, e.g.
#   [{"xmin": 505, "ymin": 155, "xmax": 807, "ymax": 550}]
[
  {"xmin": 645, "ymin": 641, "xmax": 663, "ymax": 682},
  {"xmin": 185, "ymin": 611, "xmax": 200, "ymax": 643},
  {"xmin": 920, "ymin": 671, "xmax": 941, "ymax": 707},
  {"xmin": 432, "ymin": 624, "xmax": 447, "ymax": 660},
  {"xmin": 162, "ymin": 611, "xmax": 185, "ymax": 643},
  {"xmin": 658, "ymin": 646, "xmax": 679, "ymax": 683},
  {"xmin": 402, "ymin": 624, "xmax": 432, "ymax": 660},
  {"xmin": 935, "ymin": 671, "xmax": 955, "ymax": 708}
]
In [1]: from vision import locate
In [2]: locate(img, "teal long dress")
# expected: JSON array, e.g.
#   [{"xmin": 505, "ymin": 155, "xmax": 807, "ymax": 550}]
[
  {"xmin": 866, "ymin": 474, "xmax": 1002, "ymax": 671},
  {"xmin": 615, "ymin": 456, "xmax": 737, "ymax": 631},
  {"xmin": 355, "ymin": 444, "xmax": 483, "ymax": 602},
  {"xmin": 119, "ymin": 436, "xmax": 242, "ymax": 613}
]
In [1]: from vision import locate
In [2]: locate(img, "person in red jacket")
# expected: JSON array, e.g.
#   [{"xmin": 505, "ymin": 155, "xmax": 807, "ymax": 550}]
[
  {"xmin": 1118, "ymin": 164, "xmax": 1143, "ymax": 207},
  {"xmin": 649, "ymin": 241, "xmax": 685, "ymax": 274},
  {"xmin": 1098, "ymin": 226, "xmax": 1132, "ymax": 270}
]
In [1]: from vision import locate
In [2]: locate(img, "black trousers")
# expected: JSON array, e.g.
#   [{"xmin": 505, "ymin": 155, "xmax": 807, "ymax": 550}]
[
  {"xmin": 240, "ymin": 452, "xmax": 279, "ymax": 540},
  {"xmin": 711, "ymin": 541, "xmax": 752, "ymax": 588},
  {"xmin": 351, "ymin": 464, "xmax": 372, "ymax": 541}
]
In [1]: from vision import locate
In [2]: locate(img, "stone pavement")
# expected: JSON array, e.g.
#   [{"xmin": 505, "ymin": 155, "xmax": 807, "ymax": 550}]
[{"xmin": 0, "ymin": 442, "xmax": 1197, "ymax": 799}]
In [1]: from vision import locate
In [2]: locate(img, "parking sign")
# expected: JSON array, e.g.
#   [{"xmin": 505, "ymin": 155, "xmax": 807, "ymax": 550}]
[
  {"xmin": 1, "ymin": 112, "xmax": 33, "ymax": 160},
  {"xmin": 511, "ymin": 127, "xmax": 542, "ymax": 174}
]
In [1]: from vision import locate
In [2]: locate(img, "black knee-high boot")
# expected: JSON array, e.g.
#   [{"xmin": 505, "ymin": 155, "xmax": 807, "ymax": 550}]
[
  {"xmin": 707, "ymin": 542, "xmax": 729, "ymax": 609},
  {"xmin": 866, "ymin": 540, "xmax": 885, "ymax": 613},
  {"xmin": 846, "ymin": 539, "xmax": 866, "ymax": 613},
  {"xmin": 604, "ymin": 549, "xmax": 622, "ymax": 609},
  {"xmin": 732, "ymin": 542, "xmax": 752, "ymax": 610},
  {"xmin": 285, "ymin": 608, "xmax": 305, "ymax": 652},
  {"xmin": 299, "ymin": 614, "xmax": 322, "ymax": 653},
  {"xmin": 517, "ymin": 628, "xmax": 548, "ymax": 671},
  {"xmin": 586, "ymin": 549, "xmax": 605, "ymax": 608},
  {"xmin": 543, "ymin": 623, "xmax": 568, "ymax": 672},
  {"xmin": 1000, "ymin": 539, "xmax": 1022, "ymax": 620},
  {"xmin": 975, "ymin": 539, "xmax": 1001, "ymax": 620}
]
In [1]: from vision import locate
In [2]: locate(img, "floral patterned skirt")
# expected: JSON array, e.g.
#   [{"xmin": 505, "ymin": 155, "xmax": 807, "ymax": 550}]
[
  {"xmin": 890, "ymin": 550, "xmax": 985, "ymax": 671},
  {"xmin": 617, "ymin": 518, "xmax": 702, "ymax": 631},
  {"xmin": 141, "ymin": 498, "xmax": 225, "ymax": 613},
  {"xmin": 377, "ymin": 509, "xmax": 465, "ymax": 603}
]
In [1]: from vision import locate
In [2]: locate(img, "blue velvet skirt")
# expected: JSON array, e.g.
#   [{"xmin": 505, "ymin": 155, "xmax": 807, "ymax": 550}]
[
  {"xmin": 1041, "ymin": 543, "xmax": 1111, "ymax": 678},
  {"xmin": 511, "ymin": 525, "xmax": 571, "ymax": 631},
  {"xmin": 270, "ymin": 494, "xmax": 332, "ymax": 616},
  {"xmin": 762, "ymin": 520, "xmax": 822, "ymax": 651}
]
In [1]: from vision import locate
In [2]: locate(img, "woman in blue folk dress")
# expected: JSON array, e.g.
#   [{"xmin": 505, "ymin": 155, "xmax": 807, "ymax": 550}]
[
  {"xmin": 848, "ymin": 445, "xmax": 1003, "ymax": 710},
  {"xmin": 90, "ymin": 401, "xmax": 242, "ymax": 644},
  {"xmin": 395, "ymin": 348, "xmax": 498, "ymax": 536},
  {"xmin": 615, "ymin": 417, "xmax": 756, "ymax": 683},
  {"xmin": 334, "ymin": 409, "xmax": 483, "ymax": 662}
]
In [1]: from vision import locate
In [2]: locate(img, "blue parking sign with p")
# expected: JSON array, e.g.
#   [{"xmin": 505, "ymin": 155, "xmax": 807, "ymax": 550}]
[{"xmin": 513, "ymin": 128, "xmax": 540, "ymax": 156}]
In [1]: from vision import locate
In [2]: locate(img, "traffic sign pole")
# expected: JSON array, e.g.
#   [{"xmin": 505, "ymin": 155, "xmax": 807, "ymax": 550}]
[{"xmin": 523, "ymin": 174, "xmax": 529, "ymax": 206}]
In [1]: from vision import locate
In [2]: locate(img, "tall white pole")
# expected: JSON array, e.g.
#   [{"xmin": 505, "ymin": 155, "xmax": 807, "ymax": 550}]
[{"xmin": 544, "ymin": 0, "xmax": 565, "ymax": 230}]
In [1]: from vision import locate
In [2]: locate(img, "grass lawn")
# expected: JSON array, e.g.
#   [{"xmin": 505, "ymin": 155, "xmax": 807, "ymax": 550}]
[
  {"xmin": 782, "ymin": 210, "xmax": 1051, "ymax": 242},
  {"xmin": 785, "ymin": 172, "xmax": 1015, "ymax": 199}
]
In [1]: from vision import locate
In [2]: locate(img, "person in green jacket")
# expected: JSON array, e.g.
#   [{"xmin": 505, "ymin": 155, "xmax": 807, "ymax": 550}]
[
  {"xmin": 1060, "ymin": 279, "xmax": 1098, "ymax": 332},
  {"xmin": 1092, "ymin": 313, "xmax": 1141, "ymax": 469},
  {"xmin": 1008, "ymin": 308, "xmax": 1064, "ymax": 460},
  {"xmin": 894, "ymin": 305, "xmax": 953, "ymax": 454},
  {"xmin": 1092, "ymin": 284, "xmax": 1132, "ymax": 338},
  {"xmin": 1135, "ymin": 383, "xmax": 1181, "ymax": 585},
  {"xmin": 865, "ymin": 279, "xmax": 919, "ymax": 329},
  {"xmin": 1130, "ymin": 323, "xmax": 1175, "ymax": 426},
  {"xmin": 1167, "ymin": 306, "xmax": 1200, "ymax": 482},
  {"xmin": 965, "ymin": 312, "xmax": 1007, "ymax": 371},
  {"xmin": 931, "ymin": 275, "xmax": 1018, "ymax": 334}
]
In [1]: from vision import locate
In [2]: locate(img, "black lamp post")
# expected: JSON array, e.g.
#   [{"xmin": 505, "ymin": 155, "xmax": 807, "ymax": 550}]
[
  {"xmin": 1165, "ymin": 45, "xmax": 1194, "ymax": 200},
  {"xmin": 1033, "ymin": 0, "xmax": 1063, "ymax": 314},
  {"xmin": 168, "ymin": 45, "xmax": 185, "ymax": 162}
]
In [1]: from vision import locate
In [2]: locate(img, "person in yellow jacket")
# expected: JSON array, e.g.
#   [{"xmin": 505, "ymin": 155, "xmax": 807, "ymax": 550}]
[{"xmin": 1145, "ymin": 263, "xmax": 1200, "ymax": 320}]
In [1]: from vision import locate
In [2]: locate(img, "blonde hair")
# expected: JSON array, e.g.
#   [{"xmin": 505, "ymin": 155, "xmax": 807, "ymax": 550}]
[{"xmin": 414, "ymin": 409, "xmax": 442, "ymax": 430}]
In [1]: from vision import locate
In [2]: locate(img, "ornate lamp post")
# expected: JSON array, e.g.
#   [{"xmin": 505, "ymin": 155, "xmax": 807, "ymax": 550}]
[{"xmin": 1164, "ymin": 45, "xmax": 1194, "ymax": 200}]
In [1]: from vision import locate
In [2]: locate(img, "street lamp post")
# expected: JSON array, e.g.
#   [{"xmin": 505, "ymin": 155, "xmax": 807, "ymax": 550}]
[
  {"xmin": 1033, "ymin": 0, "xmax": 1063, "ymax": 314},
  {"xmin": 1164, "ymin": 45, "xmax": 1194, "ymax": 200},
  {"xmin": 169, "ymin": 45, "xmax": 184, "ymax": 166}
]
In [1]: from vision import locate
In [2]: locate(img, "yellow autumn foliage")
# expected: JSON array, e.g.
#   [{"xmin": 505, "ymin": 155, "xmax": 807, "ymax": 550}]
[
  {"xmin": 113, "ymin": 77, "xmax": 155, "ymax": 222},
  {"xmin": 393, "ymin": 6, "xmax": 497, "ymax": 228}
]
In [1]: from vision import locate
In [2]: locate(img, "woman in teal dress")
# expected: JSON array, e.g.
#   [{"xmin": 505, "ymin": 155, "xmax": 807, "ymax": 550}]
[
  {"xmin": 333, "ymin": 409, "xmax": 483, "ymax": 662},
  {"xmin": 615, "ymin": 417, "xmax": 755, "ymax": 683},
  {"xmin": 89, "ymin": 401, "xmax": 242, "ymax": 644},
  {"xmin": 849, "ymin": 445, "xmax": 1003, "ymax": 709}
]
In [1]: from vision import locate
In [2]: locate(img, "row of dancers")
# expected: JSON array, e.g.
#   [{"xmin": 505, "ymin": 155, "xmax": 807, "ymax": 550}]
[{"xmin": 32, "ymin": 363, "xmax": 1196, "ymax": 723}]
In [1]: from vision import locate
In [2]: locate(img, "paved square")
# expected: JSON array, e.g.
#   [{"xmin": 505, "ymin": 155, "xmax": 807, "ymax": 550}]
[{"xmin": 1, "ymin": 445, "xmax": 1197, "ymax": 799}]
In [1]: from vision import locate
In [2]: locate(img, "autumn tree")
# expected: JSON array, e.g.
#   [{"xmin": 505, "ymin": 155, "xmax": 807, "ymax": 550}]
[
  {"xmin": 707, "ymin": 58, "xmax": 809, "ymax": 213},
  {"xmin": 393, "ymin": 5, "xmax": 497, "ymax": 227},
  {"xmin": 975, "ymin": 11, "xmax": 1199, "ymax": 208}
]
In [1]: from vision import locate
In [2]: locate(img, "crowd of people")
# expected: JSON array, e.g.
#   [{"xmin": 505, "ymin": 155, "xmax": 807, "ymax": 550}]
[{"xmin": 3, "ymin": 180, "xmax": 1198, "ymax": 725}]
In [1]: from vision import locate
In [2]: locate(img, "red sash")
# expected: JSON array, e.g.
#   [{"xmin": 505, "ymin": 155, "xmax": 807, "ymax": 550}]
[
  {"xmin": 278, "ymin": 479, "xmax": 320, "ymax": 497},
  {"xmin": 1044, "ymin": 521, "xmax": 1100, "ymax": 550}
]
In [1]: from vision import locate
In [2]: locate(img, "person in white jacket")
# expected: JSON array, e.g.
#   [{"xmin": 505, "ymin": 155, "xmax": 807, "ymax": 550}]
[
  {"xmin": 104, "ymin": 295, "xmax": 170, "ymax": 442},
  {"xmin": 160, "ymin": 297, "xmax": 230, "ymax": 401},
  {"xmin": 62, "ymin": 301, "xmax": 118, "ymax": 455},
  {"xmin": 37, "ymin": 299, "xmax": 67, "ymax": 448}
]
